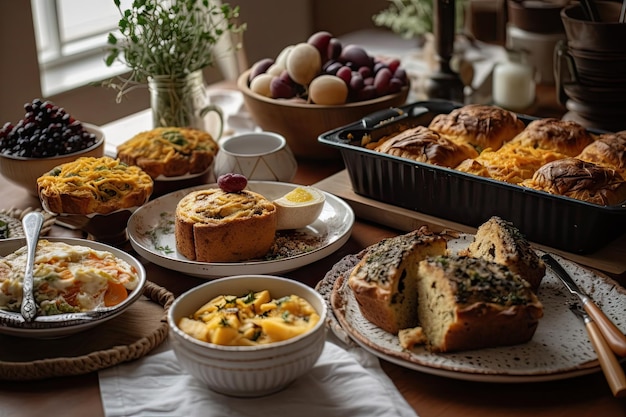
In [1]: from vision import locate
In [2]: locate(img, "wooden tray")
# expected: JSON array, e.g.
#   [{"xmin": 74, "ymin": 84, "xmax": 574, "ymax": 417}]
[
  {"xmin": 0, "ymin": 281, "xmax": 174, "ymax": 381},
  {"xmin": 315, "ymin": 170, "xmax": 626, "ymax": 275}
]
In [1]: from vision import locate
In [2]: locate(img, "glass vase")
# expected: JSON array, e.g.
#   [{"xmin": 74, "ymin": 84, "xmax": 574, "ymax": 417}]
[{"xmin": 148, "ymin": 70, "xmax": 223, "ymax": 138}]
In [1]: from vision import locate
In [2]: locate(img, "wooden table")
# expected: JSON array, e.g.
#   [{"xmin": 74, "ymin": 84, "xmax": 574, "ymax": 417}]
[{"xmin": 1, "ymin": 86, "xmax": 626, "ymax": 417}]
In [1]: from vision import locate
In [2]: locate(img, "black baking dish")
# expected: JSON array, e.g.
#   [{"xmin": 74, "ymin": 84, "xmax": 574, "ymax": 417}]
[{"xmin": 318, "ymin": 100, "xmax": 626, "ymax": 254}]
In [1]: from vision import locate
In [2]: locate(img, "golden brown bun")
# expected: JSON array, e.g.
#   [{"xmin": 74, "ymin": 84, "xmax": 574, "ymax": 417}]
[
  {"xmin": 117, "ymin": 127, "xmax": 218, "ymax": 179},
  {"xmin": 507, "ymin": 118, "xmax": 594, "ymax": 156},
  {"xmin": 374, "ymin": 126, "xmax": 479, "ymax": 168},
  {"xmin": 417, "ymin": 255, "xmax": 543, "ymax": 353},
  {"xmin": 577, "ymin": 131, "xmax": 626, "ymax": 178},
  {"xmin": 175, "ymin": 188, "xmax": 277, "ymax": 262},
  {"xmin": 347, "ymin": 226, "xmax": 448, "ymax": 334},
  {"xmin": 37, "ymin": 156, "xmax": 153, "ymax": 215},
  {"xmin": 428, "ymin": 104, "xmax": 525, "ymax": 151},
  {"xmin": 455, "ymin": 158, "xmax": 491, "ymax": 178},
  {"xmin": 459, "ymin": 216, "xmax": 545, "ymax": 291},
  {"xmin": 521, "ymin": 157, "xmax": 626, "ymax": 206}
]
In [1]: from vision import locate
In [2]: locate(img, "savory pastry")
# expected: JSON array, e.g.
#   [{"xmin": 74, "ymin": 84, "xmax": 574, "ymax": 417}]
[
  {"xmin": 116, "ymin": 127, "xmax": 218, "ymax": 178},
  {"xmin": 374, "ymin": 126, "xmax": 479, "ymax": 168},
  {"xmin": 0, "ymin": 239, "xmax": 140, "ymax": 315},
  {"xmin": 455, "ymin": 118, "xmax": 583, "ymax": 184},
  {"xmin": 521, "ymin": 157, "xmax": 626, "ymax": 206},
  {"xmin": 175, "ymin": 188, "xmax": 277, "ymax": 262},
  {"xmin": 456, "ymin": 145, "xmax": 565, "ymax": 184},
  {"xmin": 459, "ymin": 216, "xmax": 545, "ymax": 291},
  {"xmin": 37, "ymin": 156, "xmax": 153, "ymax": 215},
  {"xmin": 454, "ymin": 158, "xmax": 491, "ymax": 178},
  {"xmin": 428, "ymin": 104, "xmax": 526, "ymax": 152},
  {"xmin": 398, "ymin": 326, "xmax": 428, "ymax": 350},
  {"xmin": 347, "ymin": 226, "xmax": 447, "ymax": 334},
  {"xmin": 416, "ymin": 255, "xmax": 543, "ymax": 353},
  {"xmin": 577, "ymin": 131, "xmax": 626, "ymax": 178},
  {"xmin": 506, "ymin": 118, "xmax": 594, "ymax": 157}
]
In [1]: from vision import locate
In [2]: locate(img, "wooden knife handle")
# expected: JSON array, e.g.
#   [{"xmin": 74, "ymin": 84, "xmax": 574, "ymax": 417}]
[
  {"xmin": 584, "ymin": 301, "xmax": 626, "ymax": 358},
  {"xmin": 586, "ymin": 319, "xmax": 626, "ymax": 398}
]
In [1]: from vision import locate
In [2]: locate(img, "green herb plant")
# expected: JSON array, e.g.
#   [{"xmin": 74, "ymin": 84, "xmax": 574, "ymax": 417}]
[
  {"xmin": 373, "ymin": 0, "xmax": 466, "ymax": 40},
  {"xmin": 104, "ymin": 0, "xmax": 245, "ymax": 102}
]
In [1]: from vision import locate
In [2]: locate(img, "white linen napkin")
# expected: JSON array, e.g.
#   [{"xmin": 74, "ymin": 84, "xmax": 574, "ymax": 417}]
[{"xmin": 98, "ymin": 336, "xmax": 419, "ymax": 417}]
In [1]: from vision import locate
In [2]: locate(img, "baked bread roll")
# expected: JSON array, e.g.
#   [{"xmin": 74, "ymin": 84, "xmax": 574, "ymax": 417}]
[
  {"xmin": 117, "ymin": 127, "xmax": 218, "ymax": 179},
  {"xmin": 416, "ymin": 255, "xmax": 543, "ymax": 353},
  {"xmin": 521, "ymin": 157, "xmax": 626, "ymax": 206},
  {"xmin": 456, "ymin": 145, "xmax": 564, "ymax": 184},
  {"xmin": 459, "ymin": 216, "xmax": 545, "ymax": 291},
  {"xmin": 347, "ymin": 227, "xmax": 447, "ymax": 334},
  {"xmin": 428, "ymin": 104, "xmax": 525, "ymax": 151},
  {"xmin": 374, "ymin": 126, "xmax": 479, "ymax": 168},
  {"xmin": 577, "ymin": 131, "xmax": 626, "ymax": 178},
  {"xmin": 506, "ymin": 118, "xmax": 594, "ymax": 156},
  {"xmin": 454, "ymin": 158, "xmax": 490, "ymax": 178},
  {"xmin": 37, "ymin": 156, "xmax": 153, "ymax": 215},
  {"xmin": 175, "ymin": 188, "xmax": 277, "ymax": 262}
]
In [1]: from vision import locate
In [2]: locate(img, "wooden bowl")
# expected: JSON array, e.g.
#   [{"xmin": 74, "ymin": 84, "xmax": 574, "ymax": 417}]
[{"xmin": 237, "ymin": 70, "xmax": 410, "ymax": 160}]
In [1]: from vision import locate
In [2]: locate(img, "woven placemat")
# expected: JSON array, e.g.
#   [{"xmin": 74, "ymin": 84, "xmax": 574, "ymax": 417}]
[
  {"xmin": 0, "ymin": 206, "xmax": 56, "ymax": 238},
  {"xmin": 0, "ymin": 280, "xmax": 174, "ymax": 381}
]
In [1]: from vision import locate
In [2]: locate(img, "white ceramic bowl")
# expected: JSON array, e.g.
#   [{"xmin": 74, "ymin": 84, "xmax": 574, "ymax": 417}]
[
  {"xmin": 0, "ymin": 123, "xmax": 105, "ymax": 196},
  {"xmin": 168, "ymin": 274, "xmax": 327, "ymax": 397},
  {"xmin": 0, "ymin": 237, "xmax": 146, "ymax": 338}
]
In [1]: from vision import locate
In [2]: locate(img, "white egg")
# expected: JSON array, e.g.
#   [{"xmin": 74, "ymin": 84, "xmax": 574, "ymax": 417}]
[{"xmin": 273, "ymin": 186, "xmax": 325, "ymax": 230}]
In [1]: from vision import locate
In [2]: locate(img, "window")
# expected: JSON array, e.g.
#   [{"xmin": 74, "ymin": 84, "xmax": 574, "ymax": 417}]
[{"xmin": 31, "ymin": 0, "xmax": 133, "ymax": 96}]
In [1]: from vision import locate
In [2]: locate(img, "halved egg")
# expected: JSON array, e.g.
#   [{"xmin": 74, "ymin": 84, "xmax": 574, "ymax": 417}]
[{"xmin": 273, "ymin": 186, "xmax": 326, "ymax": 230}]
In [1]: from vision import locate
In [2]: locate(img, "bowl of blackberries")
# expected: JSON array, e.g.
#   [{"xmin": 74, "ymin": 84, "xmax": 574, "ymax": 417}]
[
  {"xmin": 238, "ymin": 31, "xmax": 410, "ymax": 160},
  {"xmin": 0, "ymin": 99, "xmax": 105, "ymax": 196}
]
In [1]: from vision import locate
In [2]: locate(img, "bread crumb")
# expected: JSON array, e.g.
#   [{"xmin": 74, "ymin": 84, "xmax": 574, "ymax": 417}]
[{"xmin": 399, "ymin": 326, "xmax": 427, "ymax": 350}]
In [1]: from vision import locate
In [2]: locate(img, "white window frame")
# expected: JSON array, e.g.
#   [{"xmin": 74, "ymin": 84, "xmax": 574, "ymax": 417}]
[{"xmin": 31, "ymin": 0, "xmax": 130, "ymax": 96}]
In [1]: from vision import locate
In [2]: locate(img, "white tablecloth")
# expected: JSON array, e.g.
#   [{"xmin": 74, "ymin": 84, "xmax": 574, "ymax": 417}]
[{"xmin": 98, "ymin": 335, "xmax": 419, "ymax": 417}]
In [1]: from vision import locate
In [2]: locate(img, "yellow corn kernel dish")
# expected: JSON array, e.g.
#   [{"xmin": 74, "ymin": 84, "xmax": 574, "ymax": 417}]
[{"xmin": 177, "ymin": 290, "xmax": 320, "ymax": 346}]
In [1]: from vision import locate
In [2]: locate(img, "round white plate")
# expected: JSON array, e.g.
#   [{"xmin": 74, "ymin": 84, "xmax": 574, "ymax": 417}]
[
  {"xmin": 327, "ymin": 233, "xmax": 626, "ymax": 383},
  {"xmin": 127, "ymin": 181, "xmax": 354, "ymax": 278}
]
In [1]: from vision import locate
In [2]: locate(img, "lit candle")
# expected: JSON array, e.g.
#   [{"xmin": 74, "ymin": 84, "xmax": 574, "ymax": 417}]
[{"xmin": 492, "ymin": 59, "xmax": 535, "ymax": 111}]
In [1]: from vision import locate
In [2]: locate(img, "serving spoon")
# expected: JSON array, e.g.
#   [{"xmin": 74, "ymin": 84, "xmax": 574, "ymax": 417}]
[{"xmin": 20, "ymin": 211, "xmax": 44, "ymax": 322}]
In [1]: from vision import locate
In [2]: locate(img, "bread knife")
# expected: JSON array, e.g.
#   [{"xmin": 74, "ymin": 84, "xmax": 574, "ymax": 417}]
[
  {"xmin": 570, "ymin": 305, "xmax": 626, "ymax": 398},
  {"xmin": 542, "ymin": 253, "xmax": 626, "ymax": 357}
]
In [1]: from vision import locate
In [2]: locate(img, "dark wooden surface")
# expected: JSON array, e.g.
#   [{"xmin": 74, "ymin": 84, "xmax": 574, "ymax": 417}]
[{"xmin": 2, "ymin": 85, "xmax": 626, "ymax": 417}]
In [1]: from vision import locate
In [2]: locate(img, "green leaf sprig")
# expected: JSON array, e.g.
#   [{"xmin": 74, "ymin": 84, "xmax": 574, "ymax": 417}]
[
  {"xmin": 103, "ymin": 0, "xmax": 246, "ymax": 101},
  {"xmin": 372, "ymin": 0, "xmax": 465, "ymax": 40}
]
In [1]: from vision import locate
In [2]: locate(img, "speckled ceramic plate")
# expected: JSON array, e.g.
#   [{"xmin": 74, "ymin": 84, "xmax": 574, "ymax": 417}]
[
  {"xmin": 327, "ymin": 233, "xmax": 626, "ymax": 383},
  {"xmin": 127, "ymin": 181, "xmax": 354, "ymax": 278}
]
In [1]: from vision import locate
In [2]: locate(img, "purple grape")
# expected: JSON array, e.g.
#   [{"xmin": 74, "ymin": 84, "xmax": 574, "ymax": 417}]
[{"xmin": 218, "ymin": 173, "xmax": 248, "ymax": 193}]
